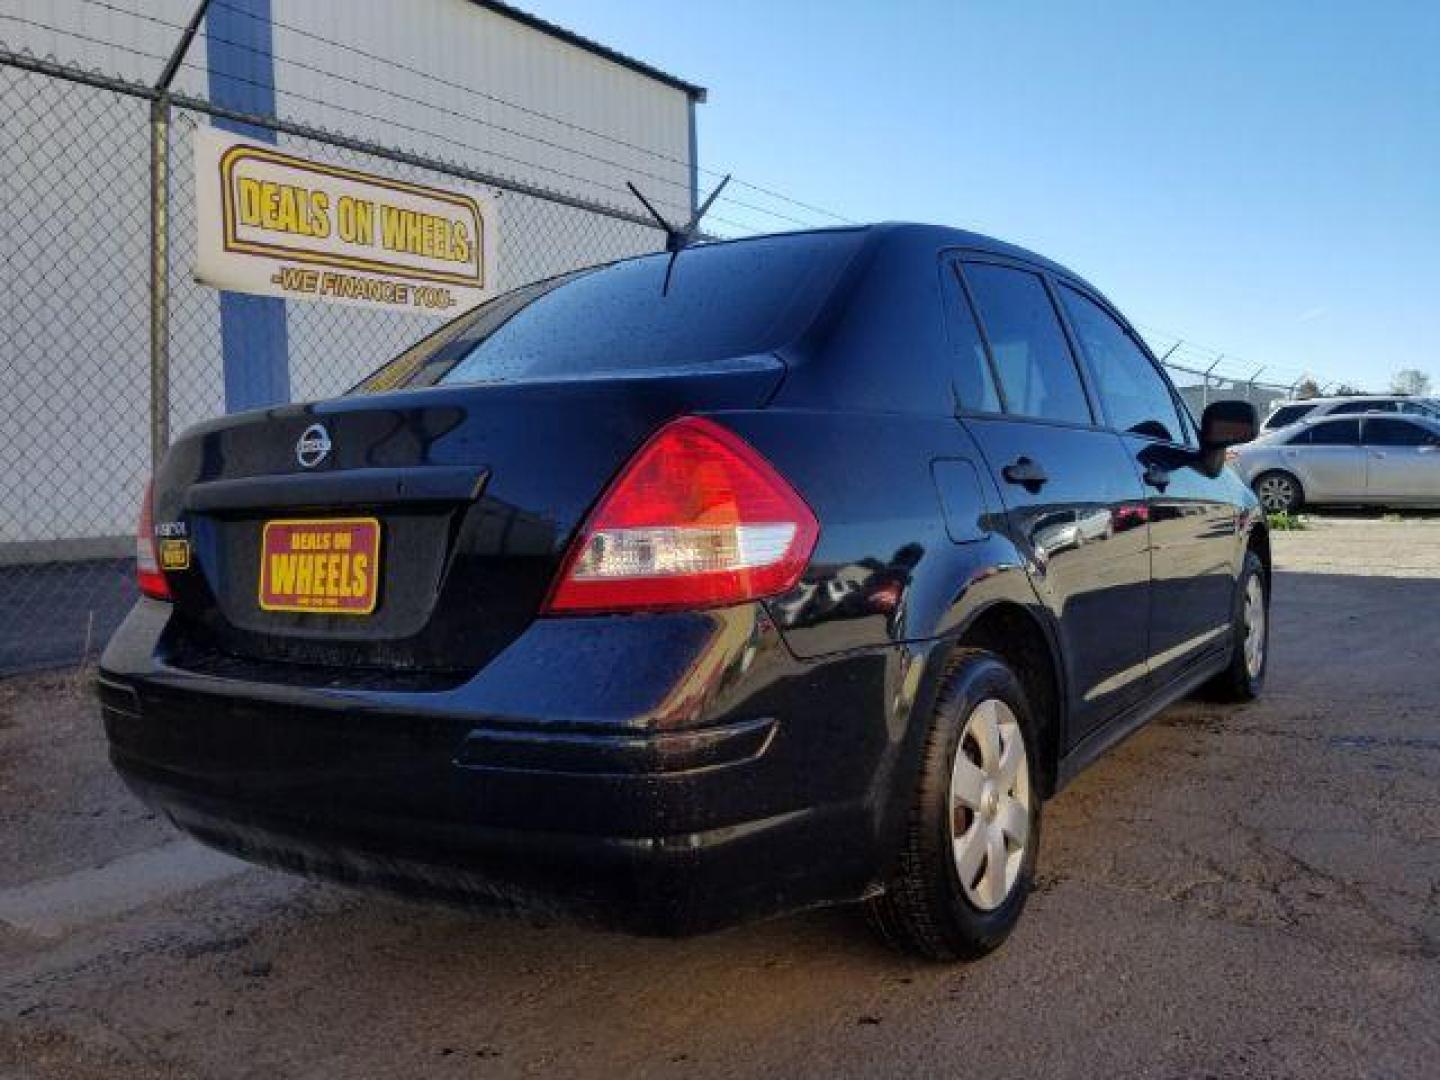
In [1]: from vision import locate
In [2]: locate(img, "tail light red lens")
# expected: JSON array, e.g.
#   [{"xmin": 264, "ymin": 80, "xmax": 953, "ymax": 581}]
[
  {"xmin": 544, "ymin": 416, "xmax": 819, "ymax": 614},
  {"xmin": 136, "ymin": 479, "xmax": 172, "ymax": 601}
]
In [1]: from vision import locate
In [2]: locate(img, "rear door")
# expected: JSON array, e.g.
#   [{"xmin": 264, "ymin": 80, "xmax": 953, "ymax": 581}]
[
  {"xmin": 1362, "ymin": 417, "xmax": 1440, "ymax": 501},
  {"xmin": 1053, "ymin": 282, "xmax": 1237, "ymax": 691},
  {"xmin": 949, "ymin": 258, "xmax": 1152, "ymax": 740},
  {"xmin": 1285, "ymin": 419, "xmax": 1365, "ymax": 499}
]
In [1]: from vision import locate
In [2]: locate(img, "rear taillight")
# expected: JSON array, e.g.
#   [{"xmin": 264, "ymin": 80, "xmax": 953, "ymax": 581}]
[
  {"xmin": 543, "ymin": 416, "xmax": 819, "ymax": 614},
  {"xmin": 136, "ymin": 479, "xmax": 171, "ymax": 600}
]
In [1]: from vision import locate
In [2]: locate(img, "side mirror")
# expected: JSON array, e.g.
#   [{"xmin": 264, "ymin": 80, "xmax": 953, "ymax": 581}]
[{"xmin": 1197, "ymin": 400, "xmax": 1258, "ymax": 477}]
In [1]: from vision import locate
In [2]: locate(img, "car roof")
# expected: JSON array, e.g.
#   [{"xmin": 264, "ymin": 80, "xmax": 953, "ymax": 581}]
[
  {"xmin": 867, "ymin": 222, "xmax": 1085, "ymax": 278},
  {"xmin": 1290, "ymin": 410, "xmax": 1439, "ymax": 427},
  {"xmin": 1280, "ymin": 395, "xmax": 1409, "ymax": 406},
  {"xmin": 690, "ymin": 222, "xmax": 1085, "ymax": 276},
  {"xmin": 672, "ymin": 223, "xmax": 1116, "ymax": 415}
]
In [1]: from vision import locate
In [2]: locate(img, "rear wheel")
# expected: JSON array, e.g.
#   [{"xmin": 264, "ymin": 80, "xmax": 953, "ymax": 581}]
[
  {"xmin": 865, "ymin": 650, "xmax": 1041, "ymax": 961},
  {"xmin": 1253, "ymin": 471, "xmax": 1302, "ymax": 514}
]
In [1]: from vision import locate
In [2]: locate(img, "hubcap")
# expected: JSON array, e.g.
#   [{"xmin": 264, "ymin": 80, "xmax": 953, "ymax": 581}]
[
  {"xmin": 1243, "ymin": 575, "xmax": 1267, "ymax": 678},
  {"xmin": 1257, "ymin": 476, "xmax": 1292, "ymax": 513},
  {"xmin": 948, "ymin": 698, "xmax": 1031, "ymax": 911}
]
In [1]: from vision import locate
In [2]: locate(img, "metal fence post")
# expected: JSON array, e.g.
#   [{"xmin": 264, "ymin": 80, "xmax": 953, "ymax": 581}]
[
  {"xmin": 148, "ymin": 0, "xmax": 213, "ymax": 468},
  {"xmin": 1202, "ymin": 357, "xmax": 1222, "ymax": 410},
  {"xmin": 148, "ymin": 95, "xmax": 171, "ymax": 469},
  {"xmin": 1246, "ymin": 366, "xmax": 1265, "ymax": 409}
]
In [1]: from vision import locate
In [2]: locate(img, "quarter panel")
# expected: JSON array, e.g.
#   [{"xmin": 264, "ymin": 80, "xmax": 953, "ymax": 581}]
[{"xmin": 718, "ymin": 409, "xmax": 1024, "ymax": 659}]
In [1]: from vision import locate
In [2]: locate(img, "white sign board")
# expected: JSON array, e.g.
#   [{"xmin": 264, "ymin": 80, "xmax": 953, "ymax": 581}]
[{"xmin": 194, "ymin": 127, "xmax": 497, "ymax": 314}]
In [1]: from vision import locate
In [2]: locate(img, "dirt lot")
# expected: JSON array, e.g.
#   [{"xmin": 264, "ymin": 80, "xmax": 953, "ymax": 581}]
[{"xmin": 2, "ymin": 516, "xmax": 1437, "ymax": 1079}]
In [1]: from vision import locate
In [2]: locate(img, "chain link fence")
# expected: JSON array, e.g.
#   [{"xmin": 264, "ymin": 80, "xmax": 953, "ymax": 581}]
[
  {"xmin": 1, "ymin": 60, "xmax": 155, "ymax": 674},
  {"xmin": 0, "ymin": 52, "xmax": 666, "ymax": 674}
]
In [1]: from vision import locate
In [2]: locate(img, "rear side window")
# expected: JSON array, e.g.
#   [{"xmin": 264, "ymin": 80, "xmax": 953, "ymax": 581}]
[
  {"xmin": 1291, "ymin": 419, "xmax": 1360, "ymax": 445},
  {"xmin": 1266, "ymin": 403, "xmax": 1317, "ymax": 428},
  {"xmin": 1364, "ymin": 418, "xmax": 1439, "ymax": 446},
  {"xmin": 354, "ymin": 231, "xmax": 864, "ymax": 391},
  {"xmin": 943, "ymin": 265, "xmax": 1002, "ymax": 412},
  {"xmin": 962, "ymin": 263, "xmax": 1092, "ymax": 425},
  {"xmin": 1057, "ymin": 284, "xmax": 1185, "ymax": 443}
]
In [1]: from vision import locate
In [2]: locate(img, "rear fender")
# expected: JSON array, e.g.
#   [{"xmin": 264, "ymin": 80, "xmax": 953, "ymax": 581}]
[
  {"xmin": 720, "ymin": 409, "xmax": 1015, "ymax": 657},
  {"xmin": 864, "ymin": 582, "xmax": 1065, "ymax": 887}
]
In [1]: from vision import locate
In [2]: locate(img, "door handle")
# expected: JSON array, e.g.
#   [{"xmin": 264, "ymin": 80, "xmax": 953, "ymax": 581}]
[
  {"xmin": 1142, "ymin": 463, "xmax": 1171, "ymax": 491},
  {"xmin": 1002, "ymin": 456, "xmax": 1048, "ymax": 493}
]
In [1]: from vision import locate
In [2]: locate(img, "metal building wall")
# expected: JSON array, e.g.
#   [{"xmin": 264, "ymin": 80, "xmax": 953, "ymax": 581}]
[
  {"xmin": 271, "ymin": 1, "xmax": 694, "ymax": 215},
  {"xmin": 3, "ymin": 1, "xmax": 695, "ymax": 209},
  {"xmin": 1, "ymin": 0, "xmax": 695, "ymax": 552}
]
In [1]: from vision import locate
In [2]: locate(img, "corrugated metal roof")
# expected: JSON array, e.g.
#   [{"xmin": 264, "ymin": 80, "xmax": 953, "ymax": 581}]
[{"xmin": 469, "ymin": 1, "xmax": 707, "ymax": 102}]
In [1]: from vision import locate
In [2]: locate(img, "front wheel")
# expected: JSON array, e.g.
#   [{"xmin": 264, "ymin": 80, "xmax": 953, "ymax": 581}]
[
  {"xmin": 1203, "ymin": 550, "xmax": 1269, "ymax": 702},
  {"xmin": 865, "ymin": 649, "xmax": 1042, "ymax": 961}
]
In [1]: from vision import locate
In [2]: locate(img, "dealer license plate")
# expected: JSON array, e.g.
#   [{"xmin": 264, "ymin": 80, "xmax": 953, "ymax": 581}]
[{"xmin": 258, "ymin": 517, "xmax": 380, "ymax": 615}]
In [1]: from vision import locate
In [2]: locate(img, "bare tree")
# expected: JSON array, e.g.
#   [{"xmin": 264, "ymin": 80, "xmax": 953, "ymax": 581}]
[
  {"xmin": 1294, "ymin": 377, "xmax": 1321, "ymax": 400},
  {"xmin": 1390, "ymin": 368, "xmax": 1433, "ymax": 396}
]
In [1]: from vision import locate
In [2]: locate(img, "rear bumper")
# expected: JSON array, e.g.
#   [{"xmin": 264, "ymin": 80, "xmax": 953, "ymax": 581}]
[
  {"xmin": 109, "ymin": 754, "xmax": 858, "ymax": 935},
  {"xmin": 99, "ymin": 600, "xmax": 911, "ymax": 934}
]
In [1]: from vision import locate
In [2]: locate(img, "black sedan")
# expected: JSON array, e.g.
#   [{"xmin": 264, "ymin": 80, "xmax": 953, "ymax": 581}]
[{"xmin": 100, "ymin": 224, "xmax": 1268, "ymax": 960}]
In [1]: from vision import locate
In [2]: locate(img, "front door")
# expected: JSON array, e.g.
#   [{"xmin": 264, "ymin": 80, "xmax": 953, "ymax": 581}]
[
  {"xmin": 1362, "ymin": 417, "xmax": 1440, "ymax": 502},
  {"xmin": 1052, "ymin": 281, "xmax": 1237, "ymax": 693},
  {"xmin": 949, "ymin": 259, "xmax": 1152, "ymax": 741}
]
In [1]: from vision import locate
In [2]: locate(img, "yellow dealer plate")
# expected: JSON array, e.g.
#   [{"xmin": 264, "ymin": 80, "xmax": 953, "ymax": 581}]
[{"xmin": 258, "ymin": 518, "xmax": 380, "ymax": 615}]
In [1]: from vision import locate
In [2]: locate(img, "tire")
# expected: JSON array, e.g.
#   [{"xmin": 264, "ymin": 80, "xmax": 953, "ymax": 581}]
[
  {"xmin": 1202, "ymin": 550, "xmax": 1269, "ymax": 702},
  {"xmin": 1253, "ymin": 471, "xmax": 1302, "ymax": 514},
  {"xmin": 864, "ymin": 649, "xmax": 1042, "ymax": 961}
]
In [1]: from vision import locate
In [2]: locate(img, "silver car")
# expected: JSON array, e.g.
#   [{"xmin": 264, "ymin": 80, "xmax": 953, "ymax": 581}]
[{"xmin": 1230, "ymin": 412, "xmax": 1440, "ymax": 512}]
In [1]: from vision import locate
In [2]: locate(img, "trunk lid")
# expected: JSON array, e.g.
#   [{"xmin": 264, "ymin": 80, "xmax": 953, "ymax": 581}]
[{"xmin": 151, "ymin": 363, "xmax": 782, "ymax": 678}]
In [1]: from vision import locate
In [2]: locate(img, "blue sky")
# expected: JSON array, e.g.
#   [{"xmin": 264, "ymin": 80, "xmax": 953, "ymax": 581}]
[{"xmin": 533, "ymin": 0, "xmax": 1439, "ymax": 392}]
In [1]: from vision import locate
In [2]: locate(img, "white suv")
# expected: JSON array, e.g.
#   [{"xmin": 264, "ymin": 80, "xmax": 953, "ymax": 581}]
[{"xmin": 1261, "ymin": 395, "xmax": 1440, "ymax": 432}]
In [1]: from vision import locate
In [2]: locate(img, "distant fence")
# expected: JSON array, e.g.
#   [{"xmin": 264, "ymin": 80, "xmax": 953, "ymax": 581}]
[{"xmin": 1161, "ymin": 360, "xmax": 1293, "ymax": 421}]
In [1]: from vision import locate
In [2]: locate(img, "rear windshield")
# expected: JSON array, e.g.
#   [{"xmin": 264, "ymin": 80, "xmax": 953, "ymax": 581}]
[{"xmin": 353, "ymin": 230, "xmax": 864, "ymax": 393}]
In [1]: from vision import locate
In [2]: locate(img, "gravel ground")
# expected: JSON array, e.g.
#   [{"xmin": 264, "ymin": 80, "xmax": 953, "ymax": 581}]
[{"xmin": 1, "ymin": 516, "xmax": 1437, "ymax": 1079}]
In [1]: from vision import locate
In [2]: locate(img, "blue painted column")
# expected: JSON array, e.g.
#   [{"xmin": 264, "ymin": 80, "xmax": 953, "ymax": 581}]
[{"xmin": 206, "ymin": 0, "xmax": 290, "ymax": 411}]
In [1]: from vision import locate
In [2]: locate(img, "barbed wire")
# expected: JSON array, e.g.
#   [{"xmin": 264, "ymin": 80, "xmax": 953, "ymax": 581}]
[
  {"xmin": 0, "ymin": 10, "xmax": 751, "ymax": 229},
  {"xmin": 1134, "ymin": 321, "xmax": 1341, "ymax": 393},
  {"xmin": 71, "ymin": 0, "xmax": 848, "ymax": 231},
  {"xmin": 203, "ymin": 0, "xmax": 858, "ymax": 225}
]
